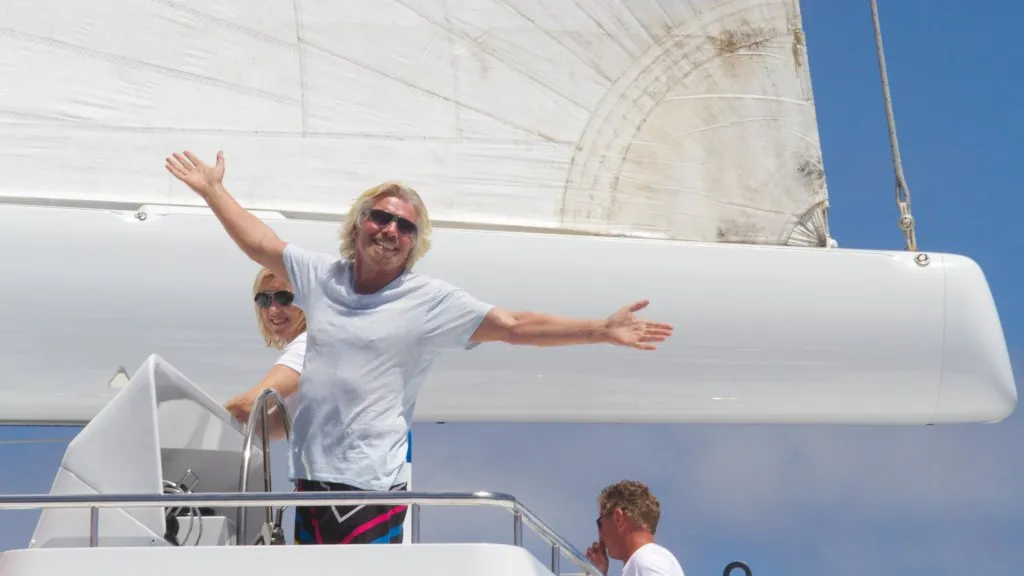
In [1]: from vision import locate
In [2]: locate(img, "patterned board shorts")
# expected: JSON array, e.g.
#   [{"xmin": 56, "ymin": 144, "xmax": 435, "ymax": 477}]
[{"xmin": 293, "ymin": 479, "xmax": 409, "ymax": 545}]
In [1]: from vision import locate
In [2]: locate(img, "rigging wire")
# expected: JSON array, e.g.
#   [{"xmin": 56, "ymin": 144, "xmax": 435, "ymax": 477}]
[{"xmin": 870, "ymin": 0, "xmax": 919, "ymax": 251}]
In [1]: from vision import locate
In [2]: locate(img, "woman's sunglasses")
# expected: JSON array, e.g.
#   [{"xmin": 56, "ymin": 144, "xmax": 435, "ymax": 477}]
[
  {"xmin": 366, "ymin": 208, "xmax": 418, "ymax": 237},
  {"xmin": 254, "ymin": 290, "xmax": 294, "ymax": 308}
]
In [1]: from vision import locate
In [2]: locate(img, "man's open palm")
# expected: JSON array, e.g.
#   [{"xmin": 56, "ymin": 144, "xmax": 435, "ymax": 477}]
[
  {"xmin": 605, "ymin": 299, "xmax": 674, "ymax": 350},
  {"xmin": 165, "ymin": 150, "xmax": 225, "ymax": 197}
]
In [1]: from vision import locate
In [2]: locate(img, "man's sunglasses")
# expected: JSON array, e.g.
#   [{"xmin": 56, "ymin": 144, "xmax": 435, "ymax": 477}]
[
  {"xmin": 366, "ymin": 208, "xmax": 417, "ymax": 237},
  {"xmin": 254, "ymin": 290, "xmax": 294, "ymax": 308}
]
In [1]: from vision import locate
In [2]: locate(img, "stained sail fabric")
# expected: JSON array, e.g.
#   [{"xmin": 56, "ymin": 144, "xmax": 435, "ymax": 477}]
[{"xmin": 0, "ymin": 0, "xmax": 830, "ymax": 246}]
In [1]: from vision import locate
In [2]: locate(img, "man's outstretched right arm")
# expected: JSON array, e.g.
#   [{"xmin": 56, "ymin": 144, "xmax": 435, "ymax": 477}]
[
  {"xmin": 204, "ymin": 181, "xmax": 286, "ymax": 278},
  {"xmin": 166, "ymin": 150, "xmax": 286, "ymax": 279}
]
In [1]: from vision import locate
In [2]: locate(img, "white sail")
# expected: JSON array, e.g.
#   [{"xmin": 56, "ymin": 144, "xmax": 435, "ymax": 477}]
[{"xmin": 0, "ymin": 0, "xmax": 829, "ymax": 245}]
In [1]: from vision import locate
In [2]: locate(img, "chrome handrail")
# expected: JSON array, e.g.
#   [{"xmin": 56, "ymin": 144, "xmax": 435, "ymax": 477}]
[
  {"xmin": 237, "ymin": 388, "xmax": 292, "ymax": 545},
  {"xmin": 0, "ymin": 490, "xmax": 600, "ymax": 576}
]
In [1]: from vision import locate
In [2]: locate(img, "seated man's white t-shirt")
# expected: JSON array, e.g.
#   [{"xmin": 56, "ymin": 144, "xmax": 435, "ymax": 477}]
[
  {"xmin": 621, "ymin": 542, "xmax": 685, "ymax": 576},
  {"xmin": 274, "ymin": 331, "xmax": 306, "ymax": 417}
]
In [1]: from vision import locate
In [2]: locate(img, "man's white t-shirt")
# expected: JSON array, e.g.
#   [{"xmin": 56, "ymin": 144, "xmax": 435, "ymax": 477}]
[
  {"xmin": 281, "ymin": 243, "xmax": 493, "ymax": 490},
  {"xmin": 621, "ymin": 543, "xmax": 685, "ymax": 576},
  {"xmin": 274, "ymin": 331, "xmax": 307, "ymax": 417},
  {"xmin": 271, "ymin": 328, "xmax": 413, "ymax": 486}
]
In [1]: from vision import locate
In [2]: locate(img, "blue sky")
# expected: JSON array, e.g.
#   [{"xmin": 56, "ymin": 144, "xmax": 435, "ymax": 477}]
[{"xmin": 2, "ymin": 1, "xmax": 1022, "ymax": 575}]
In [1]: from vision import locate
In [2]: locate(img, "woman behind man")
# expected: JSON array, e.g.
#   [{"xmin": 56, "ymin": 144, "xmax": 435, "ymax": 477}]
[{"xmin": 225, "ymin": 267, "xmax": 306, "ymax": 438}]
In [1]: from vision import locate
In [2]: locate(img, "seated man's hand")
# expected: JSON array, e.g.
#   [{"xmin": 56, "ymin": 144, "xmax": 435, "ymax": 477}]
[{"xmin": 585, "ymin": 541, "xmax": 609, "ymax": 575}]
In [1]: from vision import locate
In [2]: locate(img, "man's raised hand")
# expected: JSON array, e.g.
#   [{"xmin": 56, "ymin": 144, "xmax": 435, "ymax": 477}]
[{"xmin": 165, "ymin": 150, "xmax": 225, "ymax": 198}]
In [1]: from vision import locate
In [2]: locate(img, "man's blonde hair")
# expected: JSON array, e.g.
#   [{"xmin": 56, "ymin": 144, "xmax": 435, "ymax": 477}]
[
  {"xmin": 598, "ymin": 480, "xmax": 661, "ymax": 535},
  {"xmin": 338, "ymin": 181, "xmax": 433, "ymax": 270},
  {"xmin": 252, "ymin": 267, "xmax": 306, "ymax": 350}
]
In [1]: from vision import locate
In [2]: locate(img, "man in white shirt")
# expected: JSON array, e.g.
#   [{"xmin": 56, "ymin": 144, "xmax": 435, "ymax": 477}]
[
  {"xmin": 586, "ymin": 480, "xmax": 685, "ymax": 576},
  {"xmin": 165, "ymin": 150, "xmax": 675, "ymax": 546}
]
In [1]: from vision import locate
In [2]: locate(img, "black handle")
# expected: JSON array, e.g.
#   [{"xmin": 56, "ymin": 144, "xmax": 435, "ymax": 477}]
[{"xmin": 722, "ymin": 560, "xmax": 752, "ymax": 576}]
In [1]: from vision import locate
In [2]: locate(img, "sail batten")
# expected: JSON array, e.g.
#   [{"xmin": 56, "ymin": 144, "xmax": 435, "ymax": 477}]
[{"xmin": 1, "ymin": 0, "xmax": 830, "ymax": 245}]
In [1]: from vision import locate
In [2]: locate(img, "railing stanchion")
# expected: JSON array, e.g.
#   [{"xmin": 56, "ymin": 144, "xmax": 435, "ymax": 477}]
[
  {"xmin": 551, "ymin": 543, "xmax": 561, "ymax": 574},
  {"xmin": 88, "ymin": 506, "xmax": 99, "ymax": 547},
  {"xmin": 411, "ymin": 503, "xmax": 421, "ymax": 543},
  {"xmin": 513, "ymin": 509, "xmax": 523, "ymax": 546}
]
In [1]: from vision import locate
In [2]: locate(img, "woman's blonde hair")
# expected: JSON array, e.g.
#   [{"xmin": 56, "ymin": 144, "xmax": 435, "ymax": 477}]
[
  {"xmin": 338, "ymin": 181, "xmax": 432, "ymax": 270},
  {"xmin": 252, "ymin": 267, "xmax": 306, "ymax": 350}
]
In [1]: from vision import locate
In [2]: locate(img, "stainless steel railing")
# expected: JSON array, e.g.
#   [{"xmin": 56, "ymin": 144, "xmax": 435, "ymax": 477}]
[
  {"xmin": 236, "ymin": 387, "xmax": 292, "ymax": 544},
  {"xmin": 0, "ymin": 490, "xmax": 601, "ymax": 576}
]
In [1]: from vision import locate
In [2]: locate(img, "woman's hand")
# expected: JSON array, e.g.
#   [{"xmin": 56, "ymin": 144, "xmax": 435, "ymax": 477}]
[{"xmin": 224, "ymin": 391, "xmax": 255, "ymax": 424}]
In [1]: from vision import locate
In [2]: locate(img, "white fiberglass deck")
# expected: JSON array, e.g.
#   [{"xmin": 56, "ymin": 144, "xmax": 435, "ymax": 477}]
[{"xmin": 0, "ymin": 543, "xmax": 558, "ymax": 576}]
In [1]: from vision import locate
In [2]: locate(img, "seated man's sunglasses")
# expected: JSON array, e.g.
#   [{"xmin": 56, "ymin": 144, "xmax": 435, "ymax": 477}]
[
  {"xmin": 254, "ymin": 290, "xmax": 294, "ymax": 308},
  {"xmin": 365, "ymin": 208, "xmax": 418, "ymax": 237}
]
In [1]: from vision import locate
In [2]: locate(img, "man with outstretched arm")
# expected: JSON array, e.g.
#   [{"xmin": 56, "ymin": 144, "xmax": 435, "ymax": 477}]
[{"xmin": 165, "ymin": 150, "xmax": 674, "ymax": 546}]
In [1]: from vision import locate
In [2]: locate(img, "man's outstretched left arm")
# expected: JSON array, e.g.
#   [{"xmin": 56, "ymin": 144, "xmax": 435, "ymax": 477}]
[{"xmin": 469, "ymin": 300, "xmax": 673, "ymax": 351}]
